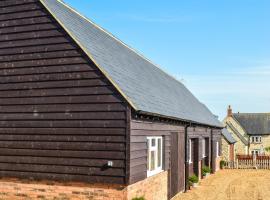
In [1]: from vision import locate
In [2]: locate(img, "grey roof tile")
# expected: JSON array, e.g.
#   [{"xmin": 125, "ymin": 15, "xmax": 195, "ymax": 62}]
[
  {"xmin": 222, "ymin": 128, "xmax": 237, "ymax": 144},
  {"xmin": 40, "ymin": 0, "xmax": 223, "ymax": 128},
  {"xmin": 233, "ymin": 113, "xmax": 270, "ymax": 135}
]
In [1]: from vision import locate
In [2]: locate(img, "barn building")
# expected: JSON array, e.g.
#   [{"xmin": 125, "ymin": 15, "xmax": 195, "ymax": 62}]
[{"xmin": 0, "ymin": 0, "xmax": 223, "ymax": 199}]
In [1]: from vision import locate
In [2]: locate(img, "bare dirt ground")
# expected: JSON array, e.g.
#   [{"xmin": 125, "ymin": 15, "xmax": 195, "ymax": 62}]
[{"xmin": 173, "ymin": 170, "xmax": 270, "ymax": 200}]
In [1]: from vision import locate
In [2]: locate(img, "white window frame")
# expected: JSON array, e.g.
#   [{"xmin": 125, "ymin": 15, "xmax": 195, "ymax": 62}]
[
  {"xmin": 216, "ymin": 141, "xmax": 220, "ymax": 158},
  {"xmin": 147, "ymin": 136, "xmax": 163, "ymax": 177},
  {"xmin": 202, "ymin": 138, "xmax": 206, "ymax": 158},
  {"xmin": 189, "ymin": 139, "xmax": 192, "ymax": 163},
  {"xmin": 250, "ymin": 136, "xmax": 262, "ymax": 144},
  {"xmin": 251, "ymin": 149, "xmax": 260, "ymax": 155}
]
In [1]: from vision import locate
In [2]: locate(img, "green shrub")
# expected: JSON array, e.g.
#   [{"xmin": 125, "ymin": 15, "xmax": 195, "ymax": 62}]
[
  {"xmin": 202, "ymin": 166, "xmax": 211, "ymax": 176},
  {"xmin": 220, "ymin": 160, "xmax": 226, "ymax": 169},
  {"xmin": 188, "ymin": 175, "xmax": 199, "ymax": 185},
  {"xmin": 132, "ymin": 197, "xmax": 145, "ymax": 200},
  {"xmin": 265, "ymin": 147, "xmax": 270, "ymax": 152}
]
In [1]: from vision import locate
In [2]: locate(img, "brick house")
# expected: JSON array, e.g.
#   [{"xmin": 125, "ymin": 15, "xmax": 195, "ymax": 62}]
[
  {"xmin": 0, "ymin": 0, "xmax": 223, "ymax": 199},
  {"xmin": 223, "ymin": 106, "xmax": 270, "ymax": 156}
]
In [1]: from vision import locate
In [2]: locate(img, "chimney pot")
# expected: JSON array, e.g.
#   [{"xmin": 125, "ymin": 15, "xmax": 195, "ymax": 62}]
[{"xmin": 227, "ymin": 105, "xmax": 233, "ymax": 117}]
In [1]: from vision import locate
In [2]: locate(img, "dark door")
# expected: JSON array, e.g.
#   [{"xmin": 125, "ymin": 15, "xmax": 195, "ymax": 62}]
[
  {"xmin": 170, "ymin": 132, "xmax": 185, "ymax": 198},
  {"xmin": 193, "ymin": 138, "xmax": 199, "ymax": 176}
]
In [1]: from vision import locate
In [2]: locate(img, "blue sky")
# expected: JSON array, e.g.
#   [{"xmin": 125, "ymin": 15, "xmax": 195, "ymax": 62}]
[{"xmin": 64, "ymin": 0, "xmax": 270, "ymax": 119}]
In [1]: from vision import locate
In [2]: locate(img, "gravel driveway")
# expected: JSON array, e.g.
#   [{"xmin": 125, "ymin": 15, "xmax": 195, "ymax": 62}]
[{"xmin": 173, "ymin": 170, "xmax": 268, "ymax": 200}]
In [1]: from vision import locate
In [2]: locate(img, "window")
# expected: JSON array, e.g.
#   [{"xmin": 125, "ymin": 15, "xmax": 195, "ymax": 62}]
[
  {"xmin": 216, "ymin": 141, "xmax": 220, "ymax": 157},
  {"xmin": 147, "ymin": 137, "xmax": 163, "ymax": 177},
  {"xmin": 202, "ymin": 138, "xmax": 206, "ymax": 158},
  {"xmin": 189, "ymin": 139, "xmax": 192, "ymax": 163},
  {"xmin": 251, "ymin": 149, "xmax": 260, "ymax": 155},
  {"xmin": 250, "ymin": 136, "xmax": 262, "ymax": 144}
]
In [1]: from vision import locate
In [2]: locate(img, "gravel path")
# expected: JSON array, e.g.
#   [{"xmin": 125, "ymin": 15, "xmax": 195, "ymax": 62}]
[{"xmin": 173, "ymin": 170, "xmax": 269, "ymax": 200}]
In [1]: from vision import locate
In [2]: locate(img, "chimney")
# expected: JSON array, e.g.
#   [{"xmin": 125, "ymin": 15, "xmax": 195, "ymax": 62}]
[{"xmin": 227, "ymin": 105, "xmax": 233, "ymax": 117}]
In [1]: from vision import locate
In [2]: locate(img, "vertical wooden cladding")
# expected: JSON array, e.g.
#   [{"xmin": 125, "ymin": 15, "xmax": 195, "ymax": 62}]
[
  {"xmin": 0, "ymin": 0, "xmax": 128, "ymax": 184},
  {"xmin": 130, "ymin": 119, "xmax": 185, "ymax": 184},
  {"xmin": 170, "ymin": 132, "xmax": 185, "ymax": 198}
]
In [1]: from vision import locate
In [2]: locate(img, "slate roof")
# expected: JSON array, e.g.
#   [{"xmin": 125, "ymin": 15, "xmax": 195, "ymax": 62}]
[
  {"xmin": 222, "ymin": 128, "xmax": 236, "ymax": 144},
  {"xmin": 233, "ymin": 113, "xmax": 270, "ymax": 135},
  {"xmin": 40, "ymin": 0, "xmax": 223, "ymax": 128}
]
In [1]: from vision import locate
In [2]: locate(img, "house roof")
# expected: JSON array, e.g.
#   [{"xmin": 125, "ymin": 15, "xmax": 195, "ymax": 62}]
[
  {"xmin": 233, "ymin": 113, "xmax": 270, "ymax": 135},
  {"xmin": 225, "ymin": 122, "xmax": 248, "ymax": 145},
  {"xmin": 40, "ymin": 0, "xmax": 223, "ymax": 128},
  {"xmin": 222, "ymin": 128, "xmax": 236, "ymax": 144}
]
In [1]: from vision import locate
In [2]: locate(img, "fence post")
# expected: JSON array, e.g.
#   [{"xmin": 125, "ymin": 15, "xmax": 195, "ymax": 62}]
[
  {"xmin": 236, "ymin": 158, "xmax": 239, "ymax": 169},
  {"xmin": 253, "ymin": 154, "xmax": 257, "ymax": 169}
]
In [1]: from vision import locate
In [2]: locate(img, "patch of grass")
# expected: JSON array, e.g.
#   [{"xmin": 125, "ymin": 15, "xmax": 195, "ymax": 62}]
[{"xmin": 132, "ymin": 197, "xmax": 145, "ymax": 200}]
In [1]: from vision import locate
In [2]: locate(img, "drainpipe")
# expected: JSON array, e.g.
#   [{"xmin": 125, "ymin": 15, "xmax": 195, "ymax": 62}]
[{"xmin": 184, "ymin": 123, "xmax": 191, "ymax": 192}]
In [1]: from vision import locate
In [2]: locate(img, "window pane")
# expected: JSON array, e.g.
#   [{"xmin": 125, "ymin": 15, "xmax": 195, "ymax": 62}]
[
  {"xmin": 151, "ymin": 139, "xmax": 156, "ymax": 147},
  {"xmin": 202, "ymin": 139, "xmax": 205, "ymax": 156},
  {"xmin": 147, "ymin": 139, "xmax": 150, "ymax": 171},
  {"xmin": 157, "ymin": 138, "xmax": 162, "ymax": 167},
  {"xmin": 150, "ymin": 151, "xmax": 155, "ymax": 171}
]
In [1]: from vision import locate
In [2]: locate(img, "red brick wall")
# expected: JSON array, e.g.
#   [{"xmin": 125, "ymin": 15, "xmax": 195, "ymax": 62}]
[
  {"xmin": 126, "ymin": 171, "xmax": 168, "ymax": 200},
  {"xmin": 0, "ymin": 178, "xmax": 125, "ymax": 200},
  {"xmin": 0, "ymin": 172, "xmax": 169, "ymax": 200}
]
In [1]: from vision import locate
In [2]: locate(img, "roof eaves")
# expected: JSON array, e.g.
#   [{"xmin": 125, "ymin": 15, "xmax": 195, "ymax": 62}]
[
  {"xmin": 222, "ymin": 136, "xmax": 236, "ymax": 144},
  {"xmin": 138, "ymin": 110, "xmax": 224, "ymax": 128}
]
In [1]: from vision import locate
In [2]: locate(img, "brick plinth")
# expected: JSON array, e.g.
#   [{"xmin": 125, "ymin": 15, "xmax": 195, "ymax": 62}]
[
  {"xmin": 126, "ymin": 171, "xmax": 168, "ymax": 200},
  {"xmin": 0, "ymin": 172, "xmax": 169, "ymax": 200},
  {"xmin": 0, "ymin": 178, "xmax": 125, "ymax": 200}
]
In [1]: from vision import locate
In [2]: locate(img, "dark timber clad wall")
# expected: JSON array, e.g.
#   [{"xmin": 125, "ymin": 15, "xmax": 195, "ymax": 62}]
[
  {"xmin": 188, "ymin": 127, "xmax": 212, "ymax": 175},
  {"xmin": 0, "ymin": 0, "xmax": 128, "ymax": 184},
  {"xmin": 130, "ymin": 119, "xmax": 185, "ymax": 185}
]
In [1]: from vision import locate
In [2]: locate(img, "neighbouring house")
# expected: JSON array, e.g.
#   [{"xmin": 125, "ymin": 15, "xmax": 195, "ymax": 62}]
[
  {"xmin": 0, "ymin": 0, "xmax": 223, "ymax": 199},
  {"xmin": 221, "ymin": 128, "xmax": 237, "ymax": 161},
  {"xmin": 223, "ymin": 106, "xmax": 270, "ymax": 156}
]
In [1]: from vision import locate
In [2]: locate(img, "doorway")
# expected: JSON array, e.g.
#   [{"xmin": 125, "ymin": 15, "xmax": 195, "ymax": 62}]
[{"xmin": 170, "ymin": 132, "xmax": 185, "ymax": 198}]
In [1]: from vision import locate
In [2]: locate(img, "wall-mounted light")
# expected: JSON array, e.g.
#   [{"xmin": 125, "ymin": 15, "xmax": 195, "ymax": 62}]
[{"xmin": 107, "ymin": 161, "xmax": 113, "ymax": 167}]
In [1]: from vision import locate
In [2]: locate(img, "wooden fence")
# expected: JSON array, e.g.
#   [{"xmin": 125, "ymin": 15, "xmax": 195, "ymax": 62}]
[{"xmin": 224, "ymin": 155, "xmax": 270, "ymax": 169}]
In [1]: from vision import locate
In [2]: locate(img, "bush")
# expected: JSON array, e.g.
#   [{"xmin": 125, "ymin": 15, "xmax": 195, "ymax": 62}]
[
  {"xmin": 265, "ymin": 147, "xmax": 270, "ymax": 152},
  {"xmin": 202, "ymin": 166, "xmax": 211, "ymax": 176},
  {"xmin": 132, "ymin": 197, "xmax": 145, "ymax": 200},
  {"xmin": 188, "ymin": 175, "xmax": 199, "ymax": 185},
  {"xmin": 220, "ymin": 160, "xmax": 226, "ymax": 169}
]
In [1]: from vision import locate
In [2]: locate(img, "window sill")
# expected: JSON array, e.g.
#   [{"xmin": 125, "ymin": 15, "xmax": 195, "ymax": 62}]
[{"xmin": 147, "ymin": 169, "xmax": 164, "ymax": 178}]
